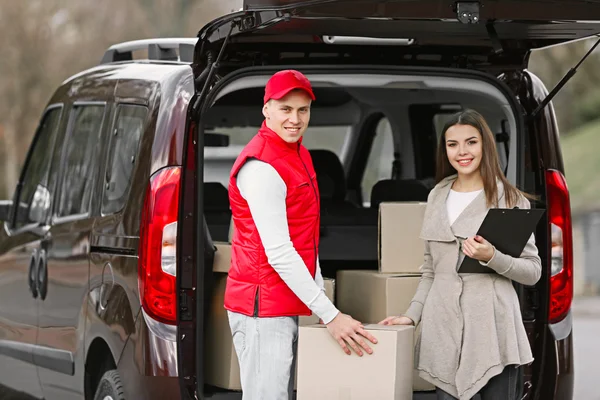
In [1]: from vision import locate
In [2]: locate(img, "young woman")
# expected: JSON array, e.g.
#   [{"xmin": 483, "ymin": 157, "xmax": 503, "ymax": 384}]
[{"xmin": 379, "ymin": 109, "xmax": 542, "ymax": 400}]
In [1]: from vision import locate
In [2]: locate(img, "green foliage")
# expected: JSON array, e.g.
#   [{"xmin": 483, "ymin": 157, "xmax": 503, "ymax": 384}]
[
  {"xmin": 561, "ymin": 117, "xmax": 600, "ymax": 212},
  {"xmin": 572, "ymin": 90, "xmax": 600, "ymax": 129}
]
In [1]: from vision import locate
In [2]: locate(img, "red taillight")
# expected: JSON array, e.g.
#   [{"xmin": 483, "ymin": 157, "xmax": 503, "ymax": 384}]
[
  {"xmin": 546, "ymin": 169, "xmax": 573, "ymax": 324},
  {"xmin": 139, "ymin": 166, "xmax": 181, "ymax": 325}
]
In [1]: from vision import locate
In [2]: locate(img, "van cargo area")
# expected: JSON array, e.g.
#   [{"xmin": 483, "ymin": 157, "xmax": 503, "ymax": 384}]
[{"xmin": 194, "ymin": 68, "xmax": 544, "ymax": 398}]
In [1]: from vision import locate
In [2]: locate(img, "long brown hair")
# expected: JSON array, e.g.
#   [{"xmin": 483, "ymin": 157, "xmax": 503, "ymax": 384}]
[{"xmin": 435, "ymin": 109, "xmax": 528, "ymax": 208}]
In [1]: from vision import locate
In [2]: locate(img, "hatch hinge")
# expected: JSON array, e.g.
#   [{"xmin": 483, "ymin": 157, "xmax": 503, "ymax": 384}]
[
  {"xmin": 531, "ymin": 36, "xmax": 600, "ymax": 119},
  {"xmin": 455, "ymin": 2, "xmax": 480, "ymax": 24},
  {"xmin": 192, "ymin": 19, "xmax": 239, "ymax": 116},
  {"xmin": 486, "ymin": 21, "xmax": 503, "ymax": 55}
]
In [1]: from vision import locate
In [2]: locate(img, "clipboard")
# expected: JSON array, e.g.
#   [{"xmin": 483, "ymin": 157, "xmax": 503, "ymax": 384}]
[{"xmin": 458, "ymin": 208, "xmax": 545, "ymax": 273}]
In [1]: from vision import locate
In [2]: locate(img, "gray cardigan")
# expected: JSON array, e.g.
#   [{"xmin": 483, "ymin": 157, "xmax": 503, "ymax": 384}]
[{"xmin": 404, "ymin": 175, "xmax": 542, "ymax": 400}]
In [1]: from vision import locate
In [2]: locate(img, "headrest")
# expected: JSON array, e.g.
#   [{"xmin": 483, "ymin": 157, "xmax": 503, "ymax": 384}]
[
  {"xmin": 370, "ymin": 179, "xmax": 431, "ymax": 208},
  {"xmin": 309, "ymin": 149, "xmax": 346, "ymax": 202},
  {"xmin": 204, "ymin": 182, "xmax": 229, "ymax": 211}
]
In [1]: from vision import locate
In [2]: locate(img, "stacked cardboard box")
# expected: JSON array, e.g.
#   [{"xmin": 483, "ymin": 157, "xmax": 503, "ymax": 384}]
[
  {"xmin": 204, "ymin": 273, "xmax": 241, "ymax": 390},
  {"xmin": 297, "ymin": 324, "xmax": 415, "ymax": 400},
  {"xmin": 378, "ymin": 202, "xmax": 427, "ymax": 274},
  {"xmin": 208, "ymin": 202, "xmax": 434, "ymax": 393},
  {"xmin": 334, "ymin": 202, "xmax": 436, "ymax": 392},
  {"xmin": 336, "ymin": 270, "xmax": 433, "ymax": 391},
  {"xmin": 204, "ymin": 270, "xmax": 336, "ymax": 390},
  {"xmin": 212, "ymin": 242, "xmax": 231, "ymax": 273}
]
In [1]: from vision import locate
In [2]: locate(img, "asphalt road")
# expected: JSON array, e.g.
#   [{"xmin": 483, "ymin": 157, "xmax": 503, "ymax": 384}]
[
  {"xmin": 572, "ymin": 296, "xmax": 600, "ymax": 400},
  {"xmin": 0, "ymin": 296, "xmax": 599, "ymax": 399}
]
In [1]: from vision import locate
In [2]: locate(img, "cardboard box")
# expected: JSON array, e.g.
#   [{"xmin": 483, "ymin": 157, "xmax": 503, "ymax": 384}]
[
  {"xmin": 337, "ymin": 270, "xmax": 420, "ymax": 323},
  {"xmin": 205, "ymin": 274, "xmax": 335, "ymax": 390},
  {"xmin": 336, "ymin": 270, "xmax": 435, "ymax": 392},
  {"xmin": 228, "ymin": 215, "xmax": 235, "ymax": 242},
  {"xmin": 212, "ymin": 242, "xmax": 231, "ymax": 273},
  {"xmin": 378, "ymin": 202, "xmax": 427, "ymax": 273},
  {"xmin": 294, "ymin": 278, "xmax": 335, "ymax": 390},
  {"xmin": 298, "ymin": 278, "xmax": 336, "ymax": 326},
  {"xmin": 297, "ymin": 324, "xmax": 415, "ymax": 400},
  {"xmin": 205, "ymin": 273, "xmax": 241, "ymax": 390}
]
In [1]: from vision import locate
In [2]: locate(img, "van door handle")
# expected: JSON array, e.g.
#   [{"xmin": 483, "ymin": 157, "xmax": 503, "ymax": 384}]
[
  {"xmin": 37, "ymin": 249, "xmax": 48, "ymax": 301},
  {"xmin": 28, "ymin": 249, "xmax": 39, "ymax": 299}
]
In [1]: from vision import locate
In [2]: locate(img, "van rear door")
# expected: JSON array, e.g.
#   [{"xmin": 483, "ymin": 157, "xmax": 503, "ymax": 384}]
[{"xmin": 235, "ymin": 0, "xmax": 600, "ymax": 51}]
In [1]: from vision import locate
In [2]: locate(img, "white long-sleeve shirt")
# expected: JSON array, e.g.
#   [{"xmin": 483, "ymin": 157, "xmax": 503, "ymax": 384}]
[{"xmin": 236, "ymin": 159, "xmax": 340, "ymax": 324}]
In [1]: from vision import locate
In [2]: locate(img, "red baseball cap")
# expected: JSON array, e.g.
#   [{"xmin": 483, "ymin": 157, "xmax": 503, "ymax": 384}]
[{"xmin": 263, "ymin": 70, "xmax": 316, "ymax": 104}]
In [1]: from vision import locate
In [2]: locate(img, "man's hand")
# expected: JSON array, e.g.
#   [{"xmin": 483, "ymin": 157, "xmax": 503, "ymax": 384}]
[
  {"xmin": 325, "ymin": 313, "xmax": 378, "ymax": 356},
  {"xmin": 378, "ymin": 315, "xmax": 414, "ymax": 326},
  {"xmin": 462, "ymin": 235, "xmax": 495, "ymax": 262}
]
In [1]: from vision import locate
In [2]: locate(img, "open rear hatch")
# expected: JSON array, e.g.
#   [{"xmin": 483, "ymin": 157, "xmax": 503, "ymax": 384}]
[{"xmin": 196, "ymin": 0, "xmax": 600, "ymax": 70}]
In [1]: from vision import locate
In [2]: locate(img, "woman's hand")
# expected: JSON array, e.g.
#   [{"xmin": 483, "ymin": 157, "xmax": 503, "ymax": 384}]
[
  {"xmin": 462, "ymin": 235, "xmax": 495, "ymax": 263},
  {"xmin": 378, "ymin": 315, "xmax": 414, "ymax": 326}
]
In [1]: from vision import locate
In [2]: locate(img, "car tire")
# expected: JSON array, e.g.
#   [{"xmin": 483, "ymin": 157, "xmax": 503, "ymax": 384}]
[{"xmin": 93, "ymin": 369, "xmax": 125, "ymax": 400}]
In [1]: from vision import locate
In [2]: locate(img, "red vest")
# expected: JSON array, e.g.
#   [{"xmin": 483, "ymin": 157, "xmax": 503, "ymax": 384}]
[{"xmin": 224, "ymin": 122, "xmax": 320, "ymax": 317}]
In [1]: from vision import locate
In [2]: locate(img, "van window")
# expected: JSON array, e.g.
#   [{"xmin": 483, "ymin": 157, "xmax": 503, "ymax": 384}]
[
  {"xmin": 56, "ymin": 105, "xmax": 105, "ymax": 218},
  {"xmin": 301, "ymin": 126, "xmax": 351, "ymax": 160},
  {"xmin": 361, "ymin": 118, "xmax": 394, "ymax": 204},
  {"xmin": 408, "ymin": 104, "xmax": 463, "ymax": 180},
  {"xmin": 13, "ymin": 107, "xmax": 63, "ymax": 229},
  {"xmin": 204, "ymin": 125, "xmax": 351, "ymax": 188},
  {"xmin": 102, "ymin": 104, "xmax": 148, "ymax": 215}
]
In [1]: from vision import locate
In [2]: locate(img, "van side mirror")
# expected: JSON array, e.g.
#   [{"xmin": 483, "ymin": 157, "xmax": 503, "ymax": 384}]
[
  {"xmin": 0, "ymin": 200, "xmax": 12, "ymax": 223},
  {"xmin": 205, "ymin": 132, "xmax": 229, "ymax": 147}
]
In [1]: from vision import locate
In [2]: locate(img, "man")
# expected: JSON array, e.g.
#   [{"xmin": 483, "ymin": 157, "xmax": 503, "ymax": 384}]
[{"xmin": 224, "ymin": 70, "xmax": 377, "ymax": 399}]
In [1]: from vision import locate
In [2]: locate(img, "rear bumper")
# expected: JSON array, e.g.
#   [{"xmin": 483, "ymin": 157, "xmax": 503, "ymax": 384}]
[
  {"xmin": 541, "ymin": 311, "xmax": 574, "ymax": 400},
  {"xmin": 116, "ymin": 309, "xmax": 181, "ymax": 399}
]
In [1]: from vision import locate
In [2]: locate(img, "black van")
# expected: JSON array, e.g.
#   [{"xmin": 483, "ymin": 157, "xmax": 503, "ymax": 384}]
[{"xmin": 1, "ymin": 1, "xmax": 597, "ymax": 399}]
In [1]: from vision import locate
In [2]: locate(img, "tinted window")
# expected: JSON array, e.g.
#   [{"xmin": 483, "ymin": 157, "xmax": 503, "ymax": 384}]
[
  {"xmin": 203, "ymin": 125, "xmax": 351, "ymax": 189},
  {"xmin": 13, "ymin": 107, "xmax": 63, "ymax": 229},
  {"xmin": 102, "ymin": 104, "xmax": 147, "ymax": 215},
  {"xmin": 57, "ymin": 105, "xmax": 105, "ymax": 218},
  {"xmin": 361, "ymin": 118, "xmax": 394, "ymax": 204}
]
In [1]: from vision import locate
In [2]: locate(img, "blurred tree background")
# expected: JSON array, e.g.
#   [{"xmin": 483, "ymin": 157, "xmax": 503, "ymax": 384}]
[
  {"xmin": 0, "ymin": 0, "xmax": 598, "ymax": 211},
  {"xmin": 0, "ymin": 0, "xmax": 239, "ymax": 199}
]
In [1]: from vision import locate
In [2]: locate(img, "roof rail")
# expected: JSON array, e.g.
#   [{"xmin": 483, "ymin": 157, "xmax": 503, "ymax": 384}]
[{"xmin": 100, "ymin": 38, "xmax": 199, "ymax": 65}]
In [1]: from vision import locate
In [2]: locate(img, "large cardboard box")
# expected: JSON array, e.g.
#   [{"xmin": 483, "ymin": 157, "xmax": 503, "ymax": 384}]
[
  {"xmin": 378, "ymin": 202, "xmax": 427, "ymax": 273},
  {"xmin": 294, "ymin": 278, "xmax": 335, "ymax": 390},
  {"xmin": 212, "ymin": 242, "xmax": 231, "ymax": 273},
  {"xmin": 337, "ymin": 270, "xmax": 420, "ymax": 323},
  {"xmin": 336, "ymin": 270, "xmax": 435, "ymax": 392},
  {"xmin": 298, "ymin": 278, "xmax": 336, "ymax": 326},
  {"xmin": 297, "ymin": 324, "xmax": 415, "ymax": 400},
  {"xmin": 204, "ymin": 273, "xmax": 241, "ymax": 390},
  {"xmin": 205, "ymin": 273, "xmax": 335, "ymax": 390}
]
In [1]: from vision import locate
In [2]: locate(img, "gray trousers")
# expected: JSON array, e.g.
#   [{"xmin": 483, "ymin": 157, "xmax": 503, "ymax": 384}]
[
  {"xmin": 227, "ymin": 311, "xmax": 298, "ymax": 400},
  {"xmin": 436, "ymin": 366, "xmax": 519, "ymax": 400}
]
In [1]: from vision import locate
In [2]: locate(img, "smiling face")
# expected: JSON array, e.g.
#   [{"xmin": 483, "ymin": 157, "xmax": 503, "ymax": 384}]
[
  {"xmin": 444, "ymin": 123, "xmax": 483, "ymax": 178},
  {"xmin": 262, "ymin": 89, "xmax": 312, "ymax": 143}
]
